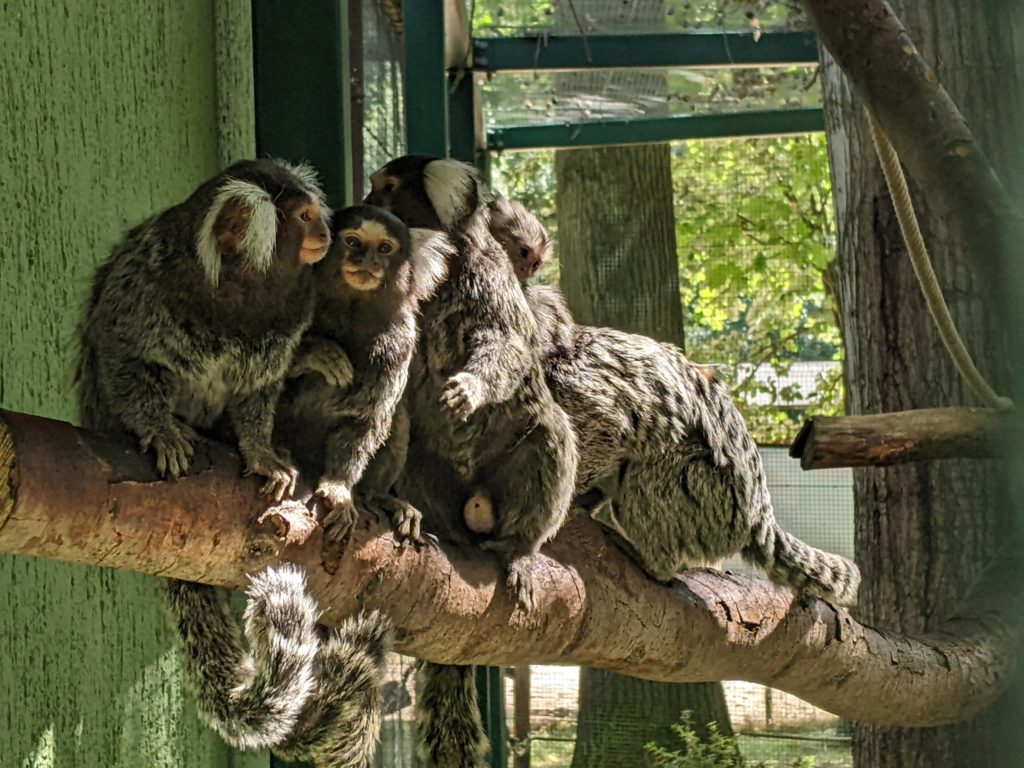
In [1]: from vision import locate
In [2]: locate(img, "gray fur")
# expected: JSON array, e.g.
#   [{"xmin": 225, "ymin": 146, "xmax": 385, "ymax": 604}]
[
  {"xmin": 366, "ymin": 158, "xmax": 580, "ymax": 768},
  {"xmin": 166, "ymin": 565, "xmax": 393, "ymax": 767},
  {"xmin": 492, "ymin": 202, "xmax": 861, "ymax": 606},
  {"xmin": 415, "ymin": 664, "xmax": 489, "ymax": 768},
  {"xmin": 275, "ymin": 205, "xmax": 451, "ymax": 542},
  {"xmin": 76, "ymin": 162, "xmax": 394, "ymax": 765},
  {"xmin": 366, "ymin": 157, "xmax": 579, "ymax": 610}
]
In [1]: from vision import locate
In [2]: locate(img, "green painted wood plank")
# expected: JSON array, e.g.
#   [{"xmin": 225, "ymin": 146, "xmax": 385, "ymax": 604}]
[{"xmin": 403, "ymin": 0, "xmax": 449, "ymax": 156}]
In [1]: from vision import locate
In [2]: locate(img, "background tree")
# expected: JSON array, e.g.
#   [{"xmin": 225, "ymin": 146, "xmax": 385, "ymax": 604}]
[
  {"xmin": 555, "ymin": 141, "xmax": 732, "ymax": 768},
  {"xmin": 818, "ymin": 0, "xmax": 1024, "ymax": 765}
]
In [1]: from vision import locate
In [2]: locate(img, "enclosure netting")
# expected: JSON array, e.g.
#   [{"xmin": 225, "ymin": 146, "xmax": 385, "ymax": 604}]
[
  {"xmin": 359, "ymin": 0, "xmax": 406, "ymax": 197},
  {"xmin": 358, "ymin": 1, "xmax": 852, "ymax": 765},
  {"xmin": 474, "ymin": 0, "xmax": 817, "ymax": 132}
]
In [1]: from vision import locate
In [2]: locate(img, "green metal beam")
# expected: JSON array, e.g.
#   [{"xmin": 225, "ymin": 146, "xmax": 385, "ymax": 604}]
[
  {"xmin": 253, "ymin": 0, "xmax": 351, "ymax": 207},
  {"xmin": 476, "ymin": 666, "xmax": 509, "ymax": 768},
  {"xmin": 448, "ymin": 70, "xmax": 477, "ymax": 163},
  {"xmin": 487, "ymin": 108, "xmax": 824, "ymax": 151},
  {"xmin": 472, "ymin": 31, "xmax": 818, "ymax": 73},
  {"xmin": 403, "ymin": 0, "xmax": 448, "ymax": 155}
]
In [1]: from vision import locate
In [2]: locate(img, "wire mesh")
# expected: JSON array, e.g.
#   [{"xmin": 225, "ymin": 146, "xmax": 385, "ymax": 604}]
[
  {"xmin": 472, "ymin": 0, "xmax": 807, "ymax": 37},
  {"xmin": 359, "ymin": 2, "xmax": 850, "ymax": 765},
  {"xmin": 482, "ymin": 66, "xmax": 820, "ymax": 128},
  {"xmin": 360, "ymin": 0, "xmax": 406, "ymax": 190}
]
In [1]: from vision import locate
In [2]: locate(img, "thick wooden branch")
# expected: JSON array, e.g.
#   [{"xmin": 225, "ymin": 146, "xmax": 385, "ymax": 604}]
[
  {"xmin": 1, "ymin": 408, "xmax": 1022, "ymax": 728},
  {"xmin": 802, "ymin": 0, "xmax": 1024, "ymax": 307},
  {"xmin": 790, "ymin": 407, "xmax": 1017, "ymax": 469}
]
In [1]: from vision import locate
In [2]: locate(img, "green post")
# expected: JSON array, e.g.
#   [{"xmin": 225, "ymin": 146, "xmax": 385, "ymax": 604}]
[
  {"xmin": 252, "ymin": 0, "xmax": 352, "ymax": 207},
  {"xmin": 402, "ymin": 0, "xmax": 448, "ymax": 156},
  {"xmin": 477, "ymin": 666, "xmax": 509, "ymax": 768},
  {"xmin": 448, "ymin": 70, "xmax": 478, "ymax": 164}
]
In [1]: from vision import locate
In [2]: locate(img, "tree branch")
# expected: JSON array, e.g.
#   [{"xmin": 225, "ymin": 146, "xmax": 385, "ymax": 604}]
[
  {"xmin": 1, "ymin": 408, "xmax": 1021, "ymax": 728},
  {"xmin": 790, "ymin": 407, "xmax": 1018, "ymax": 469},
  {"xmin": 801, "ymin": 0, "xmax": 1024, "ymax": 321}
]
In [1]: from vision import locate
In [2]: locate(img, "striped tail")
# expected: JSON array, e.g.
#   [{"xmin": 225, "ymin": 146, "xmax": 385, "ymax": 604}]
[
  {"xmin": 416, "ymin": 663, "xmax": 490, "ymax": 768},
  {"xmin": 165, "ymin": 565, "xmax": 319, "ymax": 750},
  {"xmin": 745, "ymin": 517, "xmax": 861, "ymax": 605}
]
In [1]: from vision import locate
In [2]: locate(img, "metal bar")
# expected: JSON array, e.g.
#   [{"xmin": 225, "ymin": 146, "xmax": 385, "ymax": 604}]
[
  {"xmin": 472, "ymin": 31, "xmax": 818, "ymax": 73},
  {"xmin": 487, "ymin": 108, "xmax": 825, "ymax": 151},
  {"xmin": 348, "ymin": 0, "xmax": 365, "ymax": 201},
  {"xmin": 253, "ymin": 0, "xmax": 350, "ymax": 206},
  {"xmin": 476, "ymin": 666, "xmax": 509, "ymax": 768},
  {"xmin": 448, "ymin": 71, "xmax": 478, "ymax": 163},
  {"xmin": 403, "ymin": 0, "xmax": 448, "ymax": 155}
]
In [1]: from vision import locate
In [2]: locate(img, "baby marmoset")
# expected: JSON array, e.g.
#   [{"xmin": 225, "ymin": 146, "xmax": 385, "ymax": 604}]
[
  {"xmin": 274, "ymin": 204, "xmax": 451, "ymax": 542},
  {"xmin": 488, "ymin": 196, "xmax": 860, "ymax": 605},
  {"xmin": 365, "ymin": 155, "xmax": 579, "ymax": 611},
  {"xmin": 76, "ymin": 160, "xmax": 394, "ymax": 768}
]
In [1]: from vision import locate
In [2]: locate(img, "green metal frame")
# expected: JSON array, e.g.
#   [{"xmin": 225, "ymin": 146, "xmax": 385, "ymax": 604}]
[
  {"xmin": 476, "ymin": 666, "xmax": 510, "ymax": 768},
  {"xmin": 488, "ymin": 107, "xmax": 825, "ymax": 152},
  {"xmin": 472, "ymin": 30, "xmax": 818, "ymax": 72},
  {"xmin": 253, "ymin": 0, "xmax": 352, "ymax": 207},
  {"xmin": 403, "ymin": 0, "xmax": 449, "ymax": 156}
]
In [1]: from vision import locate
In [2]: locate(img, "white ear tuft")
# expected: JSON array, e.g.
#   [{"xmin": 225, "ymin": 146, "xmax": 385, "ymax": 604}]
[
  {"xmin": 408, "ymin": 228, "xmax": 454, "ymax": 301},
  {"xmin": 195, "ymin": 179, "xmax": 278, "ymax": 287},
  {"xmin": 277, "ymin": 159, "xmax": 327, "ymax": 203},
  {"xmin": 423, "ymin": 159, "xmax": 479, "ymax": 231}
]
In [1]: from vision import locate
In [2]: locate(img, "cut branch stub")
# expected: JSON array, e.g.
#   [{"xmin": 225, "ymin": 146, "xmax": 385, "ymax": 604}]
[
  {"xmin": 790, "ymin": 407, "xmax": 1017, "ymax": 470},
  {"xmin": 1, "ymin": 408, "xmax": 1022, "ymax": 728}
]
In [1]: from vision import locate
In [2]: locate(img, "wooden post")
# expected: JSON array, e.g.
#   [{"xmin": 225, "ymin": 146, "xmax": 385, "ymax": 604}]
[{"xmin": 513, "ymin": 665, "xmax": 532, "ymax": 768}]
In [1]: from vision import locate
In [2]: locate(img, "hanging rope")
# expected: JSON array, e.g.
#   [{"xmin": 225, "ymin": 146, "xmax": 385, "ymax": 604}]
[{"xmin": 867, "ymin": 111, "xmax": 1014, "ymax": 411}]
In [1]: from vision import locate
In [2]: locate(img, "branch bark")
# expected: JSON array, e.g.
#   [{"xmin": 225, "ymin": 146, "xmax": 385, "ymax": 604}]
[
  {"xmin": 790, "ymin": 407, "xmax": 1018, "ymax": 469},
  {"xmin": 1, "ymin": 408, "xmax": 1021, "ymax": 728},
  {"xmin": 801, "ymin": 0, "xmax": 1024, "ymax": 314}
]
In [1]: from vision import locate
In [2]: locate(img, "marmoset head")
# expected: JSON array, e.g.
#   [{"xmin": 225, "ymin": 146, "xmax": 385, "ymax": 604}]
[
  {"xmin": 487, "ymin": 197, "xmax": 553, "ymax": 285},
  {"xmin": 330, "ymin": 205, "xmax": 411, "ymax": 292},
  {"xmin": 194, "ymin": 158, "xmax": 331, "ymax": 287},
  {"xmin": 364, "ymin": 155, "xmax": 481, "ymax": 234}
]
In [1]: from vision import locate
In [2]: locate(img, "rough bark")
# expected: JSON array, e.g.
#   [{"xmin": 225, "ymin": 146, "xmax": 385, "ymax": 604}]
[
  {"xmin": 790, "ymin": 408, "xmax": 1017, "ymax": 470},
  {"xmin": 815, "ymin": 0, "xmax": 1024, "ymax": 764},
  {"xmin": 556, "ymin": 141, "xmax": 725, "ymax": 767},
  {"xmin": 555, "ymin": 143, "xmax": 686, "ymax": 346},
  {"xmin": 803, "ymin": 0, "xmax": 1024, "ymax": 331},
  {"xmin": 2, "ymin": 408, "xmax": 1023, "ymax": 728}
]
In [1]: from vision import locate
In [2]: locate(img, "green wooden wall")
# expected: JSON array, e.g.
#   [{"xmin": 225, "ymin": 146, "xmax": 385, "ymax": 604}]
[{"xmin": 0, "ymin": 1, "xmax": 263, "ymax": 765}]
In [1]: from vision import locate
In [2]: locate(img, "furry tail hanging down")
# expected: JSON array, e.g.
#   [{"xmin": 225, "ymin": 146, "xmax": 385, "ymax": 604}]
[
  {"xmin": 416, "ymin": 663, "xmax": 490, "ymax": 768},
  {"xmin": 275, "ymin": 612, "xmax": 393, "ymax": 768},
  {"xmin": 165, "ymin": 567, "xmax": 320, "ymax": 750},
  {"xmin": 166, "ymin": 564, "xmax": 394, "ymax": 767},
  {"xmin": 744, "ymin": 517, "xmax": 861, "ymax": 606}
]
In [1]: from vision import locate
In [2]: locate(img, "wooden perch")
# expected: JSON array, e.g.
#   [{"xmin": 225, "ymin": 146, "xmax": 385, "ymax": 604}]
[
  {"xmin": 790, "ymin": 407, "xmax": 1017, "ymax": 470},
  {"xmin": 2, "ymin": 408, "xmax": 1023, "ymax": 727}
]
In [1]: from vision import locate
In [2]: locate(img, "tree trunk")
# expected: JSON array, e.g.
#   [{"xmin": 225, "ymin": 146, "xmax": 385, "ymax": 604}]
[
  {"xmin": 820, "ymin": 0, "xmax": 1024, "ymax": 765},
  {"xmin": 556, "ymin": 143, "xmax": 730, "ymax": 768},
  {"xmin": 556, "ymin": 144, "xmax": 686, "ymax": 346}
]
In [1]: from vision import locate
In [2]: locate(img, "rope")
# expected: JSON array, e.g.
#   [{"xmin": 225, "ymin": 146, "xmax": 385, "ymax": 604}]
[{"xmin": 867, "ymin": 111, "xmax": 1014, "ymax": 411}]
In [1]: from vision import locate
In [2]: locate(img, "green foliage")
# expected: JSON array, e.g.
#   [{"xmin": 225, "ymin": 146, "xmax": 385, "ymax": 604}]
[
  {"xmin": 672, "ymin": 134, "xmax": 842, "ymax": 442},
  {"xmin": 490, "ymin": 134, "xmax": 843, "ymax": 445},
  {"xmin": 645, "ymin": 713, "xmax": 816, "ymax": 768}
]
